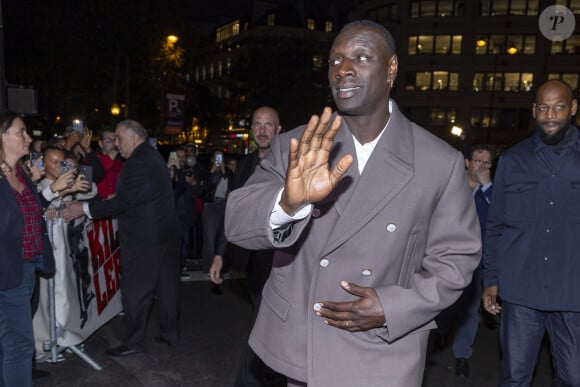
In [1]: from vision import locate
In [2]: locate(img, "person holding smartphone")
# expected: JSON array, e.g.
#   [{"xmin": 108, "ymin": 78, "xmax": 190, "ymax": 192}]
[
  {"xmin": 95, "ymin": 130, "xmax": 122, "ymax": 200},
  {"xmin": 200, "ymin": 149, "xmax": 233, "ymax": 283},
  {"xmin": 0, "ymin": 112, "xmax": 55, "ymax": 387},
  {"xmin": 61, "ymin": 123, "xmax": 105, "ymax": 186}
]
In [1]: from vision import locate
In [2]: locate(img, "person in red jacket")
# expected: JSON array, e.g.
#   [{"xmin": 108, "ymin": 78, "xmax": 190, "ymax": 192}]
[{"xmin": 95, "ymin": 130, "xmax": 123, "ymax": 199}]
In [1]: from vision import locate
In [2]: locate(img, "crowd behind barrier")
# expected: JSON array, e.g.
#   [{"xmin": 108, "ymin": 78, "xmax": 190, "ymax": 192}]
[{"xmin": 33, "ymin": 217, "xmax": 123, "ymax": 362}]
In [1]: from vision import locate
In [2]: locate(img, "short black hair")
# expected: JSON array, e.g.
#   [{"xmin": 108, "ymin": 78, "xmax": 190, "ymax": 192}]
[
  {"xmin": 340, "ymin": 20, "xmax": 396, "ymax": 55},
  {"xmin": 42, "ymin": 144, "xmax": 64, "ymax": 157},
  {"xmin": 468, "ymin": 144, "xmax": 492, "ymax": 160}
]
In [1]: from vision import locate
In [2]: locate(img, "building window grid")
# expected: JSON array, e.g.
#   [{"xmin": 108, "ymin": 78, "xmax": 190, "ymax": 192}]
[
  {"xmin": 475, "ymin": 34, "xmax": 536, "ymax": 55},
  {"xmin": 366, "ymin": 4, "xmax": 398, "ymax": 22},
  {"xmin": 325, "ymin": 21, "xmax": 333, "ymax": 32},
  {"xmin": 429, "ymin": 108, "xmax": 457, "ymax": 126},
  {"xmin": 471, "ymin": 108, "xmax": 529, "ymax": 129},
  {"xmin": 556, "ymin": 0, "xmax": 580, "ymax": 14},
  {"xmin": 312, "ymin": 55, "xmax": 324, "ymax": 71},
  {"xmin": 473, "ymin": 72, "xmax": 533, "ymax": 92},
  {"xmin": 548, "ymin": 73, "xmax": 580, "ymax": 90},
  {"xmin": 406, "ymin": 71, "xmax": 460, "ymax": 91},
  {"xmin": 480, "ymin": 0, "xmax": 539, "ymax": 16},
  {"xmin": 216, "ymin": 20, "xmax": 241, "ymax": 43},
  {"xmin": 408, "ymin": 34, "xmax": 462, "ymax": 54},
  {"xmin": 410, "ymin": 0, "xmax": 464, "ymax": 17},
  {"xmin": 551, "ymin": 35, "xmax": 580, "ymax": 54}
]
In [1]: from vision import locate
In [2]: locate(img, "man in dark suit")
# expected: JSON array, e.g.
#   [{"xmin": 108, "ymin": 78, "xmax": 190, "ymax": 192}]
[
  {"xmin": 210, "ymin": 106, "xmax": 282, "ymax": 297},
  {"xmin": 63, "ymin": 120, "xmax": 181, "ymax": 356},
  {"xmin": 452, "ymin": 144, "xmax": 493, "ymax": 378},
  {"xmin": 210, "ymin": 106, "xmax": 284, "ymax": 386}
]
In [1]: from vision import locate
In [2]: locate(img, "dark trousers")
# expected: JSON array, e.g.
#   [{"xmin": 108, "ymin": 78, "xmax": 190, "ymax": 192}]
[
  {"xmin": 120, "ymin": 237, "xmax": 181, "ymax": 350},
  {"xmin": 234, "ymin": 248, "xmax": 285, "ymax": 387},
  {"xmin": 201, "ymin": 201, "xmax": 226, "ymax": 272},
  {"xmin": 234, "ymin": 295, "xmax": 286, "ymax": 387},
  {"xmin": 500, "ymin": 301, "xmax": 580, "ymax": 386}
]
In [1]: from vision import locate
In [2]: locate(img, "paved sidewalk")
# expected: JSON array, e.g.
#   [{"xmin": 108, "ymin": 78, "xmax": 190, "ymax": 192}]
[{"xmin": 33, "ymin": 276, "xmax": 553, "ymax": 387}]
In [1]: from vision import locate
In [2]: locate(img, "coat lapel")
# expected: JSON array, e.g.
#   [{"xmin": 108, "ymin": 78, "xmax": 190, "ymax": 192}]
[{"xmin": 321, "ymin": 102, "xmax": 416, "ymax": 256}]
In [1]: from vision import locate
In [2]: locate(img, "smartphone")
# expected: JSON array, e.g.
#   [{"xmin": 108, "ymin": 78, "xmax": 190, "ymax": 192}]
[
  {"xmin": 59, "ymin": 159, "xmax": 75, "ymax": 176},
  {"xmin": 30, "ymin": 152, "xmax": 43, "ymax": 168},
  {"xmin": 80, "ymin": 165, "xmax": 93, "ymax": 183},
  {"xmin": 72, "ymin": 119, "xmax": 84, "ymax": 133},
  {"xmin": 215, "ymin": 152, "xmax": 223, "ymax": 165},
  {"xmin": 169, "ymin": 151, "xmax": 178, "ymax": 161},
  {"xmin": 148, "ymin": 137, "xmax": 158, "ymax": 149}
]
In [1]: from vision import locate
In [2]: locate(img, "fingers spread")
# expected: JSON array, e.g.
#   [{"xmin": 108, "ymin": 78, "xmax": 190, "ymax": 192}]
[
  {"xmin": 310, "ymin": 107, "xmax": 333, "ymax": 152},
  {"xmin": 297, "ymin": 113, "xmax": 321, "ymax": 158},
  {"xmin": 287, "ymin": 138, "xmax": 300, "ymax": 171},
  {"xmin": 320, "ymin": 114, "xmax": 342, "ymax": 152}
]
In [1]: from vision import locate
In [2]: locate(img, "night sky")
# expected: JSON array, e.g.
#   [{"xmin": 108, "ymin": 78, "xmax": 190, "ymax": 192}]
[{"xmin": 1, "ymin": 0, "xmax": 353, "ymax": 129}]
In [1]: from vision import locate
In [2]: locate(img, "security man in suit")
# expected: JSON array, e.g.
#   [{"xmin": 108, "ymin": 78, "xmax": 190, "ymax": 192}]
[{"xmin": 63, "ymin": 120, "xmax": 181, "ymax": 356}]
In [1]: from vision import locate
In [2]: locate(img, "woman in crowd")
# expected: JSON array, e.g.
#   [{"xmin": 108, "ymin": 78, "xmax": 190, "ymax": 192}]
[{"xmin": 0, "ymin": 112, "xmax": 56, "ymax": 386}]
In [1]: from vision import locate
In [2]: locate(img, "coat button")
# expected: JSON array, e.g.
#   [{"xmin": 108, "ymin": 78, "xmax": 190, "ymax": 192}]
[
  {"xmin": 361, "ymin": 269, "xmax": 372, "ymax": 276},
  {"xmin": 386, "ymin": 223, "xmax": 397, "ymax": 232},
  {"xmin": 312, "ymin": 208, "xmax": 321, "ymax": 218},
  {"xmin": 313, "ymin": 302, "xmax": 322, "ymax": 311},
  {"xmin": 320, "ymin": 258, "xmax": 329, "ymax": 267}
]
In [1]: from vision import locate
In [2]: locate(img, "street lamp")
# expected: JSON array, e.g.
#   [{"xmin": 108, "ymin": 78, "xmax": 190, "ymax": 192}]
[
  {"xmin": 167, "ymin": 35, "xmax": 178, "ymax": 45},
  {"xmin": 110, "ymin": 103, "xmax": 121, "ymax": 116}
]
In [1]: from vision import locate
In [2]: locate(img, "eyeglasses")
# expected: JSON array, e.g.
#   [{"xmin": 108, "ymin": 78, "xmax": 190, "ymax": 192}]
[
  {"xmin": 471, "ymin": 159, "xmax": 492, "ymax": 167},
  {"xmin": 251, "ymin": 122, "xmax": 275, "ymax": 130}
]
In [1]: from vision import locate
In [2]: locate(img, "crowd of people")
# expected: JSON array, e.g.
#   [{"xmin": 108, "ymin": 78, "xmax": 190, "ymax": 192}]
[{"xmin": 1, "ymin": 18, "xmax": 579, "ymax": 387}]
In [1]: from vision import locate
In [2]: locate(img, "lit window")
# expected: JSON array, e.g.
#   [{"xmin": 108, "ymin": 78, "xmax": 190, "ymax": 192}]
[
  {"xmin": 407, "ymin": 71, "xmax": 460, "ymax": 91},
  {"xmin": 432, "ymin": 71, "xmax": 449, "ymax": 90},
  {"xmin": 551, "ymin": 34, "xmax": 580, "ymax": 54},
  {"xmin": 312, "ymin": 55, "xmax": 324, "ymax": 71},
  {"xmin": 451, "ymin": 35, "xmax": 462, "ymax": 54},
  {"xmin": 267, "ymin": 14, "xmax": 275, "ymax": 26},
  {"xmin": 504, "ymin": 73, "xmax": 520, "ymax": 91},
  {"xmin": 325, "ymin": 21, "xmax": 333, "ymax": 32},
  {"xmin": 475, "ymin": 34, "xmax": 536, "ymax": 54},
  {"xmin": 307, "ymin": 19, "xmax": 315, "ymax": 31},
  {"xmin": 417, "ymin": 35, "xmax": 434, "ymax": 53},
  {"xmin": 216, "ymin": 20, "xmax": 241, "ymax": 43},
  {"xmin": 429, "ymin": 108, "xmax": 456, "ymax": 126},
  {"xmin": 473, "ymin": 72, "xmax": 534, "ymax": 92},
  {"xmin": 435, "ymin": 35, "xmax": 451, "ymax": 54},
  {"xmin": 481, "ymin": 0, "xmax": 539, "ymax": 15},
  {"xmin": 408, "ymin": 35, "xmax": 462, "ymax": 54},
  {"xmin": 411, "ymin": 0, "xmax": 464, "ymax": 17}
]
